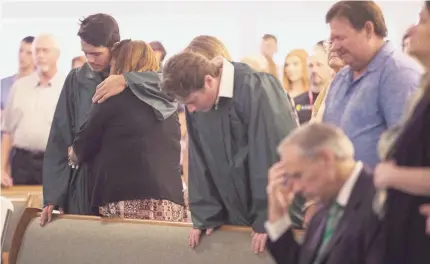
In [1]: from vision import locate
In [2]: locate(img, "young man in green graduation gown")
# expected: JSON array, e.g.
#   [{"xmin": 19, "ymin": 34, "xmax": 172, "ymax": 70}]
[
  {"xmin": 41, "ymin": 13, "xmax": 177, "ymax": 225},
  {"xmin": 161, "ymin": 51, "xmax": 299, "ymax": 253}
]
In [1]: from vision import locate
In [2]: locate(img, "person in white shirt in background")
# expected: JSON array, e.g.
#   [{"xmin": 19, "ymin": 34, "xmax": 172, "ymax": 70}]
[{"xmin": 1, "ymin": 34, "xmax": 64, "ymax": 187}]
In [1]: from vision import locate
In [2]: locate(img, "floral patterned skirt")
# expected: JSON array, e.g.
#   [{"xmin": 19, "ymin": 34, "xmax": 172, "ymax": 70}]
[{"xmin": 99, "ymin": 199, "xmax": 189, "ymax": 222}]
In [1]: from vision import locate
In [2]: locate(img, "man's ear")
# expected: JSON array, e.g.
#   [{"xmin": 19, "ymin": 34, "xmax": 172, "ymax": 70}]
[
  {"xmin": 364, "ymin": 21, "xmax": 375, "ymax": 39},
  {"xmin": 204, "ymin": 75, "xmax": 213, "ymax": 88},
  {"xmin": 111, "ymin": 41, "xmax": 121, "ymax": 51}
]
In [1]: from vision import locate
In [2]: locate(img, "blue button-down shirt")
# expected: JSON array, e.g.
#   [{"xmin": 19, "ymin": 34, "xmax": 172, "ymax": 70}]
[
  {"xmin": 1, "ymin": 75, "xmax": 16, "ymax": 134},
  {"xmin": 1, "ymin": 75, "xmax": 15, "ymax": 110},
  {"xmin": 323, "ymin": 41, "xmax": 422, "ymax": 168}
]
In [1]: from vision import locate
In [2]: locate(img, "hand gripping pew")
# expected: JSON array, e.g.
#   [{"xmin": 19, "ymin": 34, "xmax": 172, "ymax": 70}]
[{"xmin": 8, "ymin": 208, "xmax": 276, "ymax": 264}]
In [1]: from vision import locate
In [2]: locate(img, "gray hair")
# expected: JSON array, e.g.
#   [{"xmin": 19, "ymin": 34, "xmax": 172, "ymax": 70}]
[
  {"xmin": 278, "ymin": 123, "xmax": 354, "ymax": 160},
  {"xmin": 33, "ymin": 33, "xmax": 60, "ymax": 51}
]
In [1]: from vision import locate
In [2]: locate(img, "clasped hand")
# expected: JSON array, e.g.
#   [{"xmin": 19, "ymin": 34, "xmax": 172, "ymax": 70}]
[{"xmin": 68, "ymin": 146, "xmax": 79, "ymax": 169}]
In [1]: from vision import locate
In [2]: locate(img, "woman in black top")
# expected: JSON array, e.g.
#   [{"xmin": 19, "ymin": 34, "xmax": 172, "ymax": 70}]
[
  {"xmin": 282, "ymin": 49, "xmax": 315, "ymax": 124},
  {"xmin": 375, "ymin": 4, "xmax": 430, "ymax": 262},
  {"xmin": 69, "ymin": 40, "xmax": 187, "ymax": 222}
]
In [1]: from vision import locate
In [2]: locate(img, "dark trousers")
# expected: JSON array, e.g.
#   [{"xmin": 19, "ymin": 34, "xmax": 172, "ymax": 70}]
[{"xmin": 11, "ymin": 148, "xmax": 44, "ymax": 185}]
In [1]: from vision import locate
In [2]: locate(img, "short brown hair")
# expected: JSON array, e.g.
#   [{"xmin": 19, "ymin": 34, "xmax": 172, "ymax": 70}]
[
  {"xmin": 71, "ymin": 56, "xmax": 87, "ymax": 68},
  {"xmin": 263, "ymin": 34, "xmax": 277, "ymax": 42},
  {"xmin": 110, "ymin": 39, "xmax": 159, "ymax": 74},
  {"xmin": 161, "ymin": 51, "xmax": 220, "ymax": 98},
  {"xmin": 149, "ymin": 41, "xmax": 167, "ymax": 62},
  {"xmin": 325, "ymin": 1, "xmax": 387, "ymax": 38},
  {"xmin": 185, "ymin": 35, "xmax": 232, "ymax": 60},
  {"xmin": 78, "ymin": 13, "xmax": 120, "ymax": 48},
  {"xmin": 316, "ymin": 40, "xmax": 325, "ymax": 47},
  {"xmin": 21, "ymin": 36, "xmax": 35, "ymax": 44}
]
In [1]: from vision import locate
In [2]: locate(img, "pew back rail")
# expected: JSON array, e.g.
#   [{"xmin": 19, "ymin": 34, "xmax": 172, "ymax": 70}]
[
  {"xmin": 9, "ymin": 208, "xmax": 275, "ymax": 264},
  {"xmin": 2, "ymin": 191, "xmax": 43, "ymax": 254}
]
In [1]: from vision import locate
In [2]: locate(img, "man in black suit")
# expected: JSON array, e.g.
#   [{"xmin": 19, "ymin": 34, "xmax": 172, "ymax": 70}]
[{"xmin": 265, "ymin": 123, "xmax": 384, "ymax": 264}]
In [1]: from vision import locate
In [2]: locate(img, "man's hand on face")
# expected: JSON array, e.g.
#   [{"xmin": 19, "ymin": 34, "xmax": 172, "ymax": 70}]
[
  {"xmin": 267, "ymin": 161, "xmax": 294, "ymax": 223},
  {"xmin": 92, "ymin": 75, "xmax": 126, "ymax": 103}
]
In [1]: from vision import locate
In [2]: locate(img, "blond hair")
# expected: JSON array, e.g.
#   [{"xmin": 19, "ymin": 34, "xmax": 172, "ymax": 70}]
[
  {"xmin": 110, "ymin": 39, "xmax": 159, "ymax": 74},
  {"xmin": 185, "ymin": 35, "xmax": 232, "ymax": 60}
]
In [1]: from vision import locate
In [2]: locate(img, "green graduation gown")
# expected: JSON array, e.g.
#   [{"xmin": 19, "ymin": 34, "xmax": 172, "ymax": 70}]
[{"xmin": 187, "ymin": 62, "xmax": 298, "ymax": 232}]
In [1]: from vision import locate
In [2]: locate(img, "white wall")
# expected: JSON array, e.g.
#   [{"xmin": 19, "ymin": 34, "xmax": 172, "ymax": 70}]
[{"xmin": 0, "ymin": 1, "xmax": 423, "ymax": 78}]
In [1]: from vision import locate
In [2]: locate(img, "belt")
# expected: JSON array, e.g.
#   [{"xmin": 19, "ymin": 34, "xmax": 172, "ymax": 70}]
[{"xmin": 15, "ymin": 147, "xmax": 44, "ymax": 158}]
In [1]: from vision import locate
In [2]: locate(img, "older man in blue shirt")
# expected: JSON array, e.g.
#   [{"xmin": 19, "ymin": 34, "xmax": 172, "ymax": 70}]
[{"xmin": 322, "ymin": 1, "xmax": 422, "ymax": 169}]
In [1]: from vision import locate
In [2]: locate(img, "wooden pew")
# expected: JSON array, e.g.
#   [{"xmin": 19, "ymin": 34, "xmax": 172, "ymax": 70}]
[
  {"xmin": 1, "ymin": 193, "xmax": 43, "ymax": 264},
  {"xmin": 8, "ymin": 208, "xmax": 275, "ymax": 264},
  {"xmin": 24, "ymin": 194, "xmax": 43, "ymax": 209},
  {"xmin": 1, "ymin": 186, "xmax": 42, "ymax": 197},
  {"xmin": 1, "ymin": 197, "xmax": 14, "ymax": 250},
  {"xmin": 1, "ymin": 186, "xmax": 42, "ymax": 255}
]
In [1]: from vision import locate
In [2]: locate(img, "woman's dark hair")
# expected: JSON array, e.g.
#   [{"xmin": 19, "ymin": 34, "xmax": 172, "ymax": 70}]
[
  {"xmin": 426, "ymin": 1, "xmax": 430, "ymax": 12},
  {"xmin": 77, "ymin": 13, "xmax": 120, "ymax": 48}
]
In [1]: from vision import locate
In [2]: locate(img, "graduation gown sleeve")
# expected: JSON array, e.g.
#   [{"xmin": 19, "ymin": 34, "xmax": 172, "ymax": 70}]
[
  {"xmin": 72, "ymin": 101, "xmax": 113, "ymax": 164},
  {"xmin": 186, "ymin": 111, "xmax": 227, "ymax": 230},
  {"xmin": 42, "ymin": 70, "xmax": 77, "ymax": 208},
  {"xmin": 236, "ymin": 72, "xmax": 298, "ymax": 233}
]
